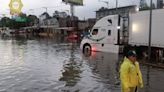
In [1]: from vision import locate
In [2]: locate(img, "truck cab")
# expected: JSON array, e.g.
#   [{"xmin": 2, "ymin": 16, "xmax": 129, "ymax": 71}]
[{"xmin": 80, "ymin": 15, "xmax": 125, "ymax": 53}]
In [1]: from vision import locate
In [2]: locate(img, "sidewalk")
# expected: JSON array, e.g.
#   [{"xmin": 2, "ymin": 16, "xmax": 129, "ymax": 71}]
[
  {"xmin": 141, "ymin": 62, "xmax": 164, "ymax": 69},
  {"xmin": 139, "ymin": 62, "xmax": 164, "ymax": 92},
  {"xmin": 138, "ymin": 58, "xmax": 164, "ymax": 69}
]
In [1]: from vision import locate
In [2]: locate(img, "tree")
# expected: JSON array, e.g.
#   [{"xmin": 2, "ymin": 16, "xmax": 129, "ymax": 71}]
[
  {"xmin": 0, "ymin": 13, "xmax": 39, "ymax": 29},
  {"xmin": 0, "ymin": 17, "xmax": 12, "ymax": 27},
  {"xmin": 139, "ymin": 0, "xmax": 150, "ymax": 11},
  {"xmin": 139, "ymin": 3, "xmax": 150, "ymax": 11},
  {"xmin": 152, "ymin": 3, "xmax": 156, "ymax": 9},
  {"xmin": 139, "ymin": 0, "xmax": 156, "ymax": 11},
  {"xmin": 27, "ymin": 15, "xmax": 39, "ymax": 26}
]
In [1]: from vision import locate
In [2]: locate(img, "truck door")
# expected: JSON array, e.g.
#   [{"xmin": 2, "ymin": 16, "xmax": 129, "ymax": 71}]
[{"xmin": 90, "ymin": 28, "xmax": 106, "ymax": 42}]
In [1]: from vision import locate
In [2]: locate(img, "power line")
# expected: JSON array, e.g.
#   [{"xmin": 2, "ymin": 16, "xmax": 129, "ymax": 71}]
[{"xmin": 27, "ymin": 5, "xmax": 68, "ymax": 12}]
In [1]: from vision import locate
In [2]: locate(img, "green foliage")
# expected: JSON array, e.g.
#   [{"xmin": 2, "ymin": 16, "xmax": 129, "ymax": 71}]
[
  {"xmin": 139, "ymin": 3, "xmax": 156, "ymax": 11},
  {"xmin": 0, "ymin": 13, "xmax": 39, "ymax": 29},
  {"xmin": 0, "ymin": 17, "xmax": 13, "ymax": 28},
  {"xmin": 27, "ymin": 15, "xmax": 39, "ymax": 26}
]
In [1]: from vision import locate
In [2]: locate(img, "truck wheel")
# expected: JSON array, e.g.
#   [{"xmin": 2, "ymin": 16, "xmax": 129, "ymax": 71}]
[{"xmin": 83, "ymin": 44, "xmax": 91, "ymax": 54}]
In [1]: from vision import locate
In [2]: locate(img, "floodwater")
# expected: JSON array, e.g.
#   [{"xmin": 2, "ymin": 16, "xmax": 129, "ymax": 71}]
[{"xmin": 0, "ymin": 36, "xmax": 164, "ymax": 92}]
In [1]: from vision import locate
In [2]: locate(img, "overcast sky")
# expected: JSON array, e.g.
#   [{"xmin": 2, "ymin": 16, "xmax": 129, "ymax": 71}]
[{"xmin": 0, "ymin": 0, "xmax": 158, "ymax": 19}]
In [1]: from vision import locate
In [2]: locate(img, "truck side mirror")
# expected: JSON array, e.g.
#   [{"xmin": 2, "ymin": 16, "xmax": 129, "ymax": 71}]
[
  {"xmin": 88, "ymin": 30, "xmax": 91, "ymax": 33},
  {"xmin": 88, "ymin": 30, "xmax": 92, "ymax": 36}
]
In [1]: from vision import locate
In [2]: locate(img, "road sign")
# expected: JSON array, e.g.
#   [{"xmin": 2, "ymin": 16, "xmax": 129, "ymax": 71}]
[{"xmin": 62, "ymin": 0, "xmax": 83, "ymax": 5}]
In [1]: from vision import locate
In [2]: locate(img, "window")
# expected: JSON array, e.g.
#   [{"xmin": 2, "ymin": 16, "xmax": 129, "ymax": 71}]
[
  {"xmin": 108, "ymin": 30, "xmax": 111, "ymax": 36},
  {"xmin": 107, "ymin": 19, "xmax": 112, "ymax": 25},
  {"xmin": 92, "ymin": 29, "xmax": 98, "ymax": 35}
]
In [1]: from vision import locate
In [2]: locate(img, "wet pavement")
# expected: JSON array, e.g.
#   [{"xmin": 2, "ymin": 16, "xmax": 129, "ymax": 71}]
[{"xmin": 0, "ymin": 36, "xmax": 164, "ymax": 92}]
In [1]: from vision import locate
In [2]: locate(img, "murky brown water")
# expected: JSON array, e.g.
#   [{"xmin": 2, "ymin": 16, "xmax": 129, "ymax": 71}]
[{"xmin": 0, "ymin": 36, "xmax": 164, "ymax": 92}]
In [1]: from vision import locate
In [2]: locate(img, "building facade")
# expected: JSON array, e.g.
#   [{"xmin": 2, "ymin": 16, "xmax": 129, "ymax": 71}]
[
  {"xmin": 157, "ymin": 0, "xmax": 163, "ymax": 9},
  {"xmin": 96, "ymin": 5, "xmax": 137, "ymax": 19}
]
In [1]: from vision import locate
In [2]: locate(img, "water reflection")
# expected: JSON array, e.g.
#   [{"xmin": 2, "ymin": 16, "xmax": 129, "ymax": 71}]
[
  {"xmin": 0, "ymin": 36, "xmax": 164, "ymax": 92},
  {"xmin": 60, "ymin": 44, "xmax": 82, "ymax": 87},
  {"xmin": 13, "ymin": 36, "xmax": 28, "ymax": 46},
  {"xmin": 82, "ymin": 51, "xmax": 121, "ymax": 91}
]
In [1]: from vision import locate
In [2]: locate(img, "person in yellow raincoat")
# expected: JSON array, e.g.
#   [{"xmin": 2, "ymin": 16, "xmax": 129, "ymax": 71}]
[{"xmin": 120, "ymin": 50, "xmax": 143, "ymax": 92}]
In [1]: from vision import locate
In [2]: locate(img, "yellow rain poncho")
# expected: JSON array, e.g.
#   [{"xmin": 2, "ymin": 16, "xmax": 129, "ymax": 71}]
[{"xmin": 120, "ymin": 57, "xmax": 143, "ymax": 92}]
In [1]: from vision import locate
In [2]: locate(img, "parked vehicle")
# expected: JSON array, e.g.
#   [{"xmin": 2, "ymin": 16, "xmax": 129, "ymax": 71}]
[
  {"xmin": 80, "ymin": 14, "xmax": 121, "ymax": 53},
  {"xmin": 0, "ymin": 27, "xmax": 13, "ymax": 37},
  {"xmin": 80, "ymin": 9, "xmax": 164, "ymax": 59}
]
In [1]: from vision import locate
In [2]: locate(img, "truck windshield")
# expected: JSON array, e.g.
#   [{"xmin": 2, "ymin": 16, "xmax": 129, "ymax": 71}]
[{"xmin": 92, "ymin": 29, "xmax": 98, "ymax": 35}]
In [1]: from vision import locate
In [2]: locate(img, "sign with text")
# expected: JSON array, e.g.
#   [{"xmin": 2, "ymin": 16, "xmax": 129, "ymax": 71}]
[
  {"xmin": 12, "ymin": 15, "xmax": 27, "ymax": 22},
  {"xmin": 62, "ymin": 0, "xmax": 83, "ymax": 5}
]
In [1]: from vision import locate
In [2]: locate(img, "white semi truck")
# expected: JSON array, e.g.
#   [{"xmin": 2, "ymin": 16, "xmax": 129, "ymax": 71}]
[{"xmin": 80, "ymin": 9, "xmax": 164, "ymax": 58}]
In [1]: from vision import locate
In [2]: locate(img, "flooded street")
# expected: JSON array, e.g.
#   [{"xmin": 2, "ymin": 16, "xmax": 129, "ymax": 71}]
[{"xmin": 0, "ymin": 37, "xmax": 164, "ymax": 92}]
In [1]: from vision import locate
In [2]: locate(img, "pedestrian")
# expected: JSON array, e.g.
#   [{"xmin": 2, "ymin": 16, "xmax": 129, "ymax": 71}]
[{"xmin": 120, "ymin": 50, "xmax": 143, "ymax": 92}]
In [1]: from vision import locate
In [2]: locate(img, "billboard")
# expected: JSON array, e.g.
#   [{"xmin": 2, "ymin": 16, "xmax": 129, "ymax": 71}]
[
  {"xmin": 14, "ymin": 16, "xmax": 27, "ymax": 22},
  {"xmin": 62, "ymin": 0, "xmax": 83, "ymax": 5}
]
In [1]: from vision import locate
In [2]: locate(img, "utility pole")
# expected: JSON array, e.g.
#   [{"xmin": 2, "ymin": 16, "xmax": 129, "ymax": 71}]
[
  {"xmin": 70, "ymin": 3, "xmax": 74, "ymax": 27},
  {"xmin": 42, "ymin": 7, "xmax": 48, "ymax": 13},
  {"xmin": 147, "ymin": 0, "xmax": 153, "ymax": 86},
  {"xmin": 148, "ymin": 0, "xmax": 153, "ymax": 64},
  {"xmin": 140, "ymin": 0, "xmax": 147, "ymax": 9},
  {"xmin": 62, "ymin": 0, "xmax": 83, "ymax": 42},
  {"xmin": 116, "ymin": 0, "xmax": 118, "ymax": 12},
  {"xmin": 42, "ymin": 7, "xmax": 49, "ymax": 37}
]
